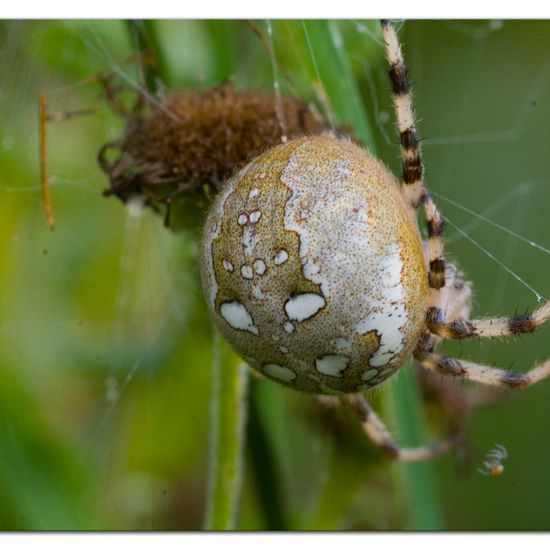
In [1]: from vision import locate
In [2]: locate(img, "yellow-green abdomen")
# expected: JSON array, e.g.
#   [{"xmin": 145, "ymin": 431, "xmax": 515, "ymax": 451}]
[{"xmin": 201, "ymin": 135, "xmax": 427, "ymax": 394}]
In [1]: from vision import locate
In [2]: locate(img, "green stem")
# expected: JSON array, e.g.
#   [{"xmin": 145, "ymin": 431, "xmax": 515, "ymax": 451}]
[
  {"xmin": 387, "ymin": 366, "xmax": 444, "ymax": 530},
  {"xmin": 126, "ymin": 20, "xmax": 170, "ymax": 91},
  {"xmin": 246, "ymin": 377, "xmax": 287, "ymax": 530},
  {"xmin": 203, "ymin": 331, "xmax": 249, "ymax": 530},
  {"xmin": 301, "ymin": 19, "xmax": 444, "ymax": 530}
]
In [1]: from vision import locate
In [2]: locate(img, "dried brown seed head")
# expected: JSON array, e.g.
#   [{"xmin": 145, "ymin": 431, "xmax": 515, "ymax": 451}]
[{"xmin": 99, "ymin": 84, "xmax": 330, "ymax": 223}]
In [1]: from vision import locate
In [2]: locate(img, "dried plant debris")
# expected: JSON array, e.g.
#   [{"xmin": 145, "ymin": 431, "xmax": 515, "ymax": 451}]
[{"xmin": 99, "ymin": 84, "xmax": 330, "ymax": 219}]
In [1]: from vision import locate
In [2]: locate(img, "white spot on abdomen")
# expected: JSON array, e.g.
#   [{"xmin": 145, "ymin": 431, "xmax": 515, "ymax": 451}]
[
  {"xmin": 354, "ymin": 242, "xmax": 408, "ymax": 367},
  {"xmin": 204, "ymin": 179, "xmax": 235, "ymax": 308},
  {"xmin": 333, "ymin": 338, "xmax": 352, "ymax": 351},
  {"xmin": 283, "ymin": 322, "xmax": 295, "ymax": 333},
  {"xmin": 284, "ymin": 293, "xmax": 326, "ymax": 322},
  {"xmin": 238, "ymin": 214, "xmax": 248, "ymax": 225},
  {"xmin": 315, "ymin": 354, "xmax": 349, "ymax": 377},
  {"xmin": 249, "ymin": 210, "xmax": 262, "ymax": 224},
  {"xmin": 223, "ymin": 259, "xmax": 234, "ymax": 272},
  {"xmin": 220, "ymin": 301, "xmax": 259, "ymax": 335},
  {"xmin": 253, "ymin": 259, "xmax": 266, "ymax": 275},
  {"xmin": 241, "ymin": 265, "xmax": 254, "ymax": 279},
  {"xmin": 264, "ymin": 363, "xmax": 296, "ymax": 382},
  {"xmin": 242, "ymin": 227, "xmax": 259, "ymax": 257},
  {"xmin": 274, "ymin": 249, "xmax": 289, "ymax": 265},
  {"xmin": 251, "ymin": 284, "xmax": 264, "ymax": 299},
  {"xmin": 361, "ymin": 368, "xmax": 378, "ymax": 381}
]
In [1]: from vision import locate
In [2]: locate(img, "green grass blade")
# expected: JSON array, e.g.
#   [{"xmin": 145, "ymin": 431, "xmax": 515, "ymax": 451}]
[
  {"xmin": 204, "ymin": 20, "xmax": 236, "ymax": 83},
  {"xmin": 245, "ymin": 377, "xmax": 288, "ymax": 530},
  {"xmin": 203, "ymin": 331, "xmax": 249, "ymax": 530},
  {"xmin": 126, "ymin": 20, "xmax": 170, "ymax": 91},
  {"xmin": 300, "ymin": 20, "xmax": 376, "ymax": 146},
  {"xmin": 388, "ymin": 365, "xmax": 444, "ymax": 530}
]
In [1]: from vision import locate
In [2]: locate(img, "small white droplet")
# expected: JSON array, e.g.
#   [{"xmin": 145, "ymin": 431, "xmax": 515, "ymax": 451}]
[
  {"xmin": 248, "ymin": 188, "xmax": 260, "ymax": 200},
  {"xmin": 280, "ymin": 346, "xmax": 289, "ymax": 354},
  {"xmin": 253, "ymin": 259, "xmax": 266, "ymax": 275},
  {"xmin": 274, "ymin": 249, "xmax": 289, "ymax": 265},
  {"xmin": 249, "ymin": 210, "xmax": 262, "ymax": 224},
  {"xmin": 241, "ymin": 265, "xmax": 254, "ymax": 279},
  {"xmin": 264, "ymin": 363, "xmax": 296, "ymax": 382},
  {"xmin": 284, "ymin": 322, "xmax": 295, "ymax": 333},
  {"xmin": 238, "ymin": 214, "xmax": 248, "ymax": 225},
  {"xmin": 223, "ymin": 259, "xmax": 234, "ymax": 272}
]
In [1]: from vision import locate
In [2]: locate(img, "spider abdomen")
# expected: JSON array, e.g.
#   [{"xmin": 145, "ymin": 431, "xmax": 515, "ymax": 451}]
[{"xmin": 201, "ymin": 135, "xmax": 427, "ymax": 394}]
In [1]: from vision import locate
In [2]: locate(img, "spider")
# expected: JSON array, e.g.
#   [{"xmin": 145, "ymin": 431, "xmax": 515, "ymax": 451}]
[
  {"xmin": 478, "ymin": 444, "xmax": 507, "ymax": 477},
  {"xmin": 200, "ymin": 20, "xmax": 550, "ymax": 461}
]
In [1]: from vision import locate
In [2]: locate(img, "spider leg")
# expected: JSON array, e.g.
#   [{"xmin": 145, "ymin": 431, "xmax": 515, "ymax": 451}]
[
  {"xmin": 427, "ymin": 300, "xmax": 550, "ymax": 340},
  {"xmin": 494, "ymin": 444, "xmax": 508, "ymax": 458},
  {"xmin": 381, "ymin": 20, "xmax": 424, "ymax": 212},
  {"xmin": 421, "ymin": 261, "xmax": 472, "ymax": 348},
  {"xmin": 422, "ymin": 191, "xmax": 447, "ymax": 311},
  {"xmin": 421, "ymin": 298, "xmax": 550, "ymax": 387},
  {"xmin": 487, "ymin": 451, "xmax": 503, "ymax": 461},
  {"xmin": 414, "ymin": 345, "xmax": 550, "ymax": 389},
  {"xmin": 346, "ymin": 393, "xmax": 461, "ymax": 461},
  {"xmin": 381, "ymin": 20, "xmax": 447, "ymax": 311}
]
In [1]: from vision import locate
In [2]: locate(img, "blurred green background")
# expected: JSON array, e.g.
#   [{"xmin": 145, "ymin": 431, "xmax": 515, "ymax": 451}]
[{"xmin": 0, "ymin": 20, "xmax": 549, "ymax": 531}]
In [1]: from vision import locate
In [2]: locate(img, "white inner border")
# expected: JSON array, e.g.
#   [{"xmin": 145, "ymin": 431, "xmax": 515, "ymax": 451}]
[{"xmin": 3, "ymin": 2, "xmax": 548, "ymax": 19}]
